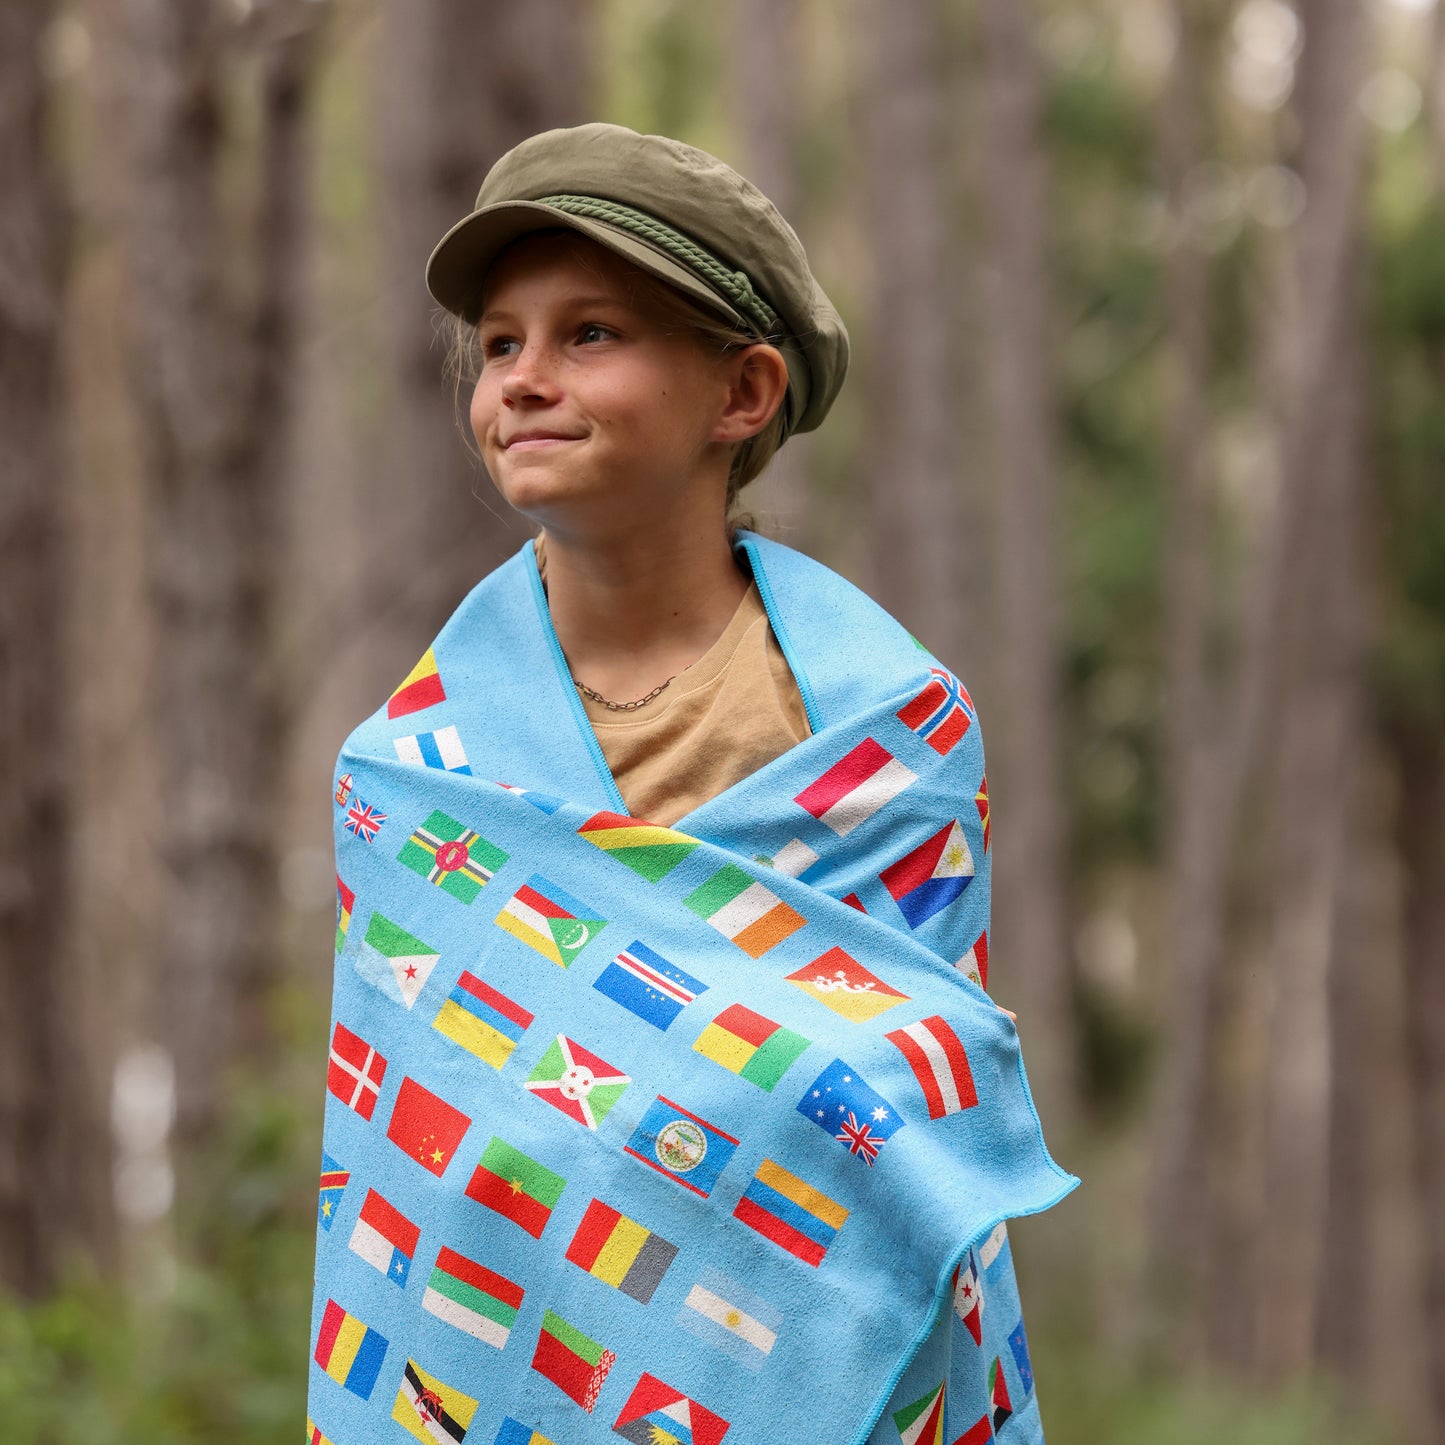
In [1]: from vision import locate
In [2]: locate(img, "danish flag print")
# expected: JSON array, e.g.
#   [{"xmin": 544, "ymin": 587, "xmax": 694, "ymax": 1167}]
[
  {"xmin": 896, "ymin": 667, "xmax": 975, "ymax": 755},
  {"xmin": 344, "ymin": 799, "xmax": 387, "ymax": 843},
  {"xmin": 327, "ymin": 1022, "xmax": 387, "ymax": 1120},
  {"xmin": 885, "ymin": 1015, "xmax": 979, "ymax": 1119}
]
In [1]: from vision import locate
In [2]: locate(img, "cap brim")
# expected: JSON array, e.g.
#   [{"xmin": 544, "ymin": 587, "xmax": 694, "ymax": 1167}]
[{"xmin": 425, "ymin": 200, "xmax": 749, "ymax": 328}]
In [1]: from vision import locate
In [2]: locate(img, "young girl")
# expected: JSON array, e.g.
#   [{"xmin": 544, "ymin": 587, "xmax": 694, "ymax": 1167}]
[{"xmin": 311, "ymin": 124, "xmax": 1074, "ymax": 1445}]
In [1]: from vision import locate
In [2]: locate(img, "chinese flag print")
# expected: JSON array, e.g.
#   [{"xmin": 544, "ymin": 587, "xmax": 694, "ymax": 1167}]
[{"xmin": 386, "ymin": 1076, "xmax": 471, "ymax": 1177}]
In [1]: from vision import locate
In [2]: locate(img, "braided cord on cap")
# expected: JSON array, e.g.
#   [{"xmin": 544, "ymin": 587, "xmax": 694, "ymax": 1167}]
[{"xmin": 536, "ymin": 194, "xmax": 782, "ymax": 339}]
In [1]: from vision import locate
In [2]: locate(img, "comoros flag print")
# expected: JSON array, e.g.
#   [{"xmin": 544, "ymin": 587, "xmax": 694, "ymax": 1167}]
[{"xmin": 308, "ymin": 533, "xmax": 1075, "ymax": 1445}]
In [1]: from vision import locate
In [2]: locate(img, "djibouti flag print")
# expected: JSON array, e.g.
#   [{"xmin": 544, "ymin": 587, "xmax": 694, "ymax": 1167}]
[{"xmin": 309, "ymin": 533, "xmax": 1074, "ymax": 1445}]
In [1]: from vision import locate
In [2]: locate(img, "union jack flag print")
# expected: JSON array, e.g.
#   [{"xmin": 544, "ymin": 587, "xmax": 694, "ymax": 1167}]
[
  {"xmin": 797, "ymin": 1057, "xmax": 905, "ymax": 1166},
  {"xmin": 345, "ymin": 799, "xmax": 387, "ymax": 843},
  {"xmin": 896, "ymin": 667, "xmax": 975, "ymax": 756},
  {"xmin": 836, "ymin": 1110, "xmax": 885, "ymax": 1165}
]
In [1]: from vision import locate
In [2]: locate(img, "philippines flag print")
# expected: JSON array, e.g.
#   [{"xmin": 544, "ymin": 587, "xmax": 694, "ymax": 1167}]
[
  {"xmin": 880, "ymin": 820, "xmax": 975, "ymax": 928},
  {"xmin": 885, "ymin": 1015, "xmax": 979, "ymax": 1119},
  {"xmin": 793, "ymin": 738, "xmax": 917, "ymax": 837},
  {"xmin": 896, "ymin": 666, "xmax": 975, "ymax": 755}
]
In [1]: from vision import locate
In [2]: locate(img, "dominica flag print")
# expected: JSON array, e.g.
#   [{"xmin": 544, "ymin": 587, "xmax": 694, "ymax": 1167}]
[
  {"xmin": 797, "ymin": 1057, "xmax": 905, "ymax": 1166},
  {"xmin": 684, "ymin": 864, "xmax": 805, "ymax": 958},
  {"xmin": 892, "ymin": 1383, "xmax": 946, "ymax": 1445},
  {"xmin": 785, "ymin": 946, "xmax": 909, "ymax": 1023},
  {"xmin": 525, "ymin": 1035, "xmax": 630, "ymax": 1129},
  {"xmin": 532, "ymin": 1309, "xmax": 616, "ymax": 1412},
  {"xmin": 494, "ymin": 1423, "xmax": 555, "ymax": 1445},
  {"xmin": 392, "ymin": 1358, "xmax": 478, "ymax": 1444},
  {"xmin": 398, "ymin": 811, "xmax": 507, "ymax": 904},
  {"xmin": 593, "ymin": 940, "xmax": 706, "ymax": 1030},
  {"xmin": 886, "ymin": 1015, "xmax": 980, "ymax": 1119},
  {"xmin": 465, "ymin": 1137, "xmax": 566, "ymax": 1239},
  {"xmin": 348, "ymin": 1187, "xmax": 419, "ymax": 1286},
  {"xmin": 314, "ymin": 1299, "xmax": 387, "ymax": 1400},
  {"xmin": 623, "ymin": 1096, "xmax": 739, "ymax": 1198},
  {"xmin": 577, "ymin": 810, "xmax": 700, "ymax": 881},
  {"xmin": 565, "ymin": 1198, "xmax": 678, "ymax": 1303},
  {"xmin": 793, "ymin": 737, "xmax": 916, "ymax": 836},
  {"xmin": 422, "ymin": 1246, "xmax": 524, "ymax": 1349},
  {"xmin": 327, "ymin": 1022, "xmax": 386, "ymax": 1120},
  {"xmin": 733, "ymin": 1158, "xmax": 849, "ymax": 1266},
  {"xmin": 386, "ymin": 1076, "xmax": 471, "ymax": 1176},
  {"xmin": 317, "ymin": 1152, "xmax": 348, "ymax": 1231},
  {"xmin": 693, "ymin": 1003, "xmax": 810, "ymax": 1091},
  {"xmin": 496, "ymin": 875, "xmax": 606, "ymax": 968},
  {"xmin": 354, "ymin": 912, "xmax": 439, "ymax": 1009},
  {"xmin": 394, "ymin": 723, "xmax": 471, "ymax": 775},
  {"xmin": 387, "ymin": 646, "xmax": 446, "ymax": 718},
  {"xmin": 896, "ymin": 666, "xmax": 974, "ymax": 755},
  {"xmin": 880, "ymin": 820, "xmax": 975, "ymax": 928},
  {"xmin": 613, "ymin": 1373, "xmax": 729, "ymax": 1445},
  {"xmin": 677, "ymin": 1266, "xmax": 782, "ymax": 1371},
  {"xmin": 433, "ymin": 970, "xmax": 533, "ymax": 1069}
]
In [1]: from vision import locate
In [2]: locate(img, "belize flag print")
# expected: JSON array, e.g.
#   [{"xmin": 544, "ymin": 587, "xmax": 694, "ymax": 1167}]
[{"xmin": 880, "ymin": 819, "xmax": 975, "ymax": 927}]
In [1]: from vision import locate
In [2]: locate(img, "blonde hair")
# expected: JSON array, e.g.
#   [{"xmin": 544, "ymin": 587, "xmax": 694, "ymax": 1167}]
[{"xmin": 442, "ymin": 234, "xmax": 790, "ymax": 520}]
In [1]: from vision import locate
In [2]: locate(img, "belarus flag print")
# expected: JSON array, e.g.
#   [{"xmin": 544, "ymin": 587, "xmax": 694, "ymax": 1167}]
[
  {"xmin": 327, "ymin": 1022, "xmax": 386, "ymax": 1120},
  {"xmin": 886, "ymin": 1015, "xmax": 980, "ymax": 1119}
]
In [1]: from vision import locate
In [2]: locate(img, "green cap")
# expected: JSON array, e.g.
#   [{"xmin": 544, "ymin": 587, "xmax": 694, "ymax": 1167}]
[{"xmin": 425, "ymin": 122, "xmax": 849, "ymax": 437}]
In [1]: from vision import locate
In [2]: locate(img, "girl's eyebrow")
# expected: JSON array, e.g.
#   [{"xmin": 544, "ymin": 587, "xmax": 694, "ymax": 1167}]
[{"xmin": 478, "ymin": 295, "xmax": 633, "ymax": 326}]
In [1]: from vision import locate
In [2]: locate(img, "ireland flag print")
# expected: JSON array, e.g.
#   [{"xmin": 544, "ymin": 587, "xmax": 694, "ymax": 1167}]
[
  {"xmin": 524, "ymin": 1035, "xmax": 630, "ymax": 1129},
  {"xmin": 496, "ymin": 874, "xmax": 606, "ymax": 968},
  {"xmin": 684, "ymin": 863, "xmax": 805, "ymax": 958}
]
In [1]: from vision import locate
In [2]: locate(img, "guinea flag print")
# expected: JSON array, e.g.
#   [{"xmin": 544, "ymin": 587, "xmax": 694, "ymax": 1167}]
[
  {"xmin": 524, "ymin": 1035, "xmax": 630, "ymax": 1129},
  {"xmin": 612, "ymin": 1372, "xmax": 729, "ymax": 1445},
  {"xmin": 531, "ymin": 1309, "xmax": 616, "ymax": 1413},
  {"xmin": 464, "ymin": 1136, "xmax": 566, "ymax": 1239},
  {"xmin": 693, "ymin": 1003, "xmax": 810, "ymax": 1091}
]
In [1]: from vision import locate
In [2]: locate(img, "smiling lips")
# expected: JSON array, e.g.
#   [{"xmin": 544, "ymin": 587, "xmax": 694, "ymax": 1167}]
[{"xmin": 503, "ymin": 431, "xmax": 583, "ymax": 449}]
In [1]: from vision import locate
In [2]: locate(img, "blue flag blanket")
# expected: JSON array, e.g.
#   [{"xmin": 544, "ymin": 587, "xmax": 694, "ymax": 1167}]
[{"xmin": 309, "ymin": 534, "xmax": 1077, "ymax": 1445}]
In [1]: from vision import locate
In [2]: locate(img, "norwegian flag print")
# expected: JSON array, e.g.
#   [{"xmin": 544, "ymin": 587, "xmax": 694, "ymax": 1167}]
[{"xmin": 896, "ymin": 667, "xmax": 975, "ymax": 755}]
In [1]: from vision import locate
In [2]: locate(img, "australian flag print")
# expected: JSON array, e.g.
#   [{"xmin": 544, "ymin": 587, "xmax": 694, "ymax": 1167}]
[{"xmin": 797, "ymin": 1057, "xmax": 905, "ymax": 1166}]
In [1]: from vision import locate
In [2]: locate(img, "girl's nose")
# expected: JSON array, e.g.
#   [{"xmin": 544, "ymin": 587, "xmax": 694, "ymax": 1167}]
[{"xmin": 500, "ymin": 342, "xmax": 560, "ymax": 407}]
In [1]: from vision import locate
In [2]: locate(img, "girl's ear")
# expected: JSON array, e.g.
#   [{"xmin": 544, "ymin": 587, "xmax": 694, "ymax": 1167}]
[{"xmin": 712, "ymin": 343, "xmax": 790, "ymax": 444}]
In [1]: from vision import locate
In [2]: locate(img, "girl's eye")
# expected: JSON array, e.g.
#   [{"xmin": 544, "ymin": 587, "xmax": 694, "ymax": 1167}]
[
  {"xmin": 577, "ymin": 323, "xmax": 614, "ymax": 344},
  {"xmin": 480, "ymin": 335, "xmax": 519, "ymax": 360}
]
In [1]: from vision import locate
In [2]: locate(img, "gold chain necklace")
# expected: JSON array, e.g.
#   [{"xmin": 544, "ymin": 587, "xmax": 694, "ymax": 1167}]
[{"xmin": 572, "ymin": 673, "xmax": 677, "ymax": 711}]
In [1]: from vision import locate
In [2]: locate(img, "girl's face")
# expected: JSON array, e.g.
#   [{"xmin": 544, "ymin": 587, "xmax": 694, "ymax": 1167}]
[{"xmin": 470, "ymin": 233, "xmax": 736, "ymax": 533}]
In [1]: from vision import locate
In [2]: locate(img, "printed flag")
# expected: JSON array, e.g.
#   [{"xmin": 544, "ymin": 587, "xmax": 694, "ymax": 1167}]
[
  {"xmin": 348, "ymin": 1187, "xmax": 420, "ymax": 1287},
  {"xmin": 593, "ymin": 941, "xmax": 706, "ymax": 1030},
  {"xmin": 785, "ymin": 947, "xmax": 910, "ymax": 1023},
  {"xmin": 344, "ymin": 799, "xmax": 387, "ymax": 842},
  {"xmin": 897, "ymin": 666, "xmax": 975, "ymax": 755},
  {"xmin": 317, "ymin": 1152, "xmax": 348, "ymax": 1231},
  {"xmin": 465, "ymin": 1137, "xmax": 565, "ymax": 1239},
  {"xmin": 388, "ymin": 647, "xmax": 446, "ymax": 718},
  {"xmin": 613, "ymin": 1373, "xmax": 729, "ymax": 1445},
  {"xmin": 354, "ymin": 912, "xmax": 439, "ymax": 1009},
  {"xmin": 954, "ymin": 1246, "xmax": 984, "ymax": 1345},
  {"xmin": 392, "ymin": 1358, "xmax": 478, "ymax": 1444},
  {"xmin": 306, "ymin": 1418, "xmax": 333, "ymax": 1445},
  {"xmin": 432, "ymin": 970, "xmax": 533, "ymax": 1069},
  {"xmin": 335, "ymin": 877, "xmax": 354, "ymax": 953},
  {"xmin": 793, "ymin": 737, "xmax": 917, "ymax": 836},
  {"xmin": 677, "ymin": 1266, "xmax": 782, "ymax": 1371},
  {"xmin": 684, "ymin": 864, "xmax": 805, "ymax": 958},
  {"xmin": 524, "ymin": 1035, "xmax": 630, "ymax": 1129},
  {"xmin": 494, "ymin": 1423, "xmax": 555, "ymax": 1445},
  {"xmin": 624, "ymin": 1096, "xmax": 739, "ymax": 1198},
  {"xmin": 313, "ymin": 1298, "xmax": 387, "ymax": 1400},
  {"xmin": 976, "ymin": 775, "xmax": 991, "ymax": 851},
  {"xmin": 979, "ymin": 1222, "xmax": 1010, "ymax": 1274},
  {"xmin": 496, "ymin": 875, "xmax": 606, "ymax": 968},
  {"xmin": 693, "ymin": 1003, "xmax": 810, "ymax": 1091},
  {"xmin": 327, "ymin": 1022, "xmax": 386, "ymax": 1121},
  {"xmin": 394, "ymin": 724, "xmax": 471, "ymax": 775},
  {"xmin": 496, "ymin": 782, "xmax": 565, "ymax": 815},
  {"xmin": 886, "ymin": 1015, "xmax": 980, "ymax": 1119},
  {"xmin": 954, "ymin": 1418, "xmax": 993, "ymax": 1445},
  {"xmin": 733, "ymin": 1158, "xmax": 849, "ymax": 1266},
  {"xmin": 797, "ymin": 1057, "xmax": 905, "ymax": 1166},
  {"xmin": 422, "ymin": 1245, "xmax": 524, "ymax": 1349},
  {"xmin": 759, "ymin": 838, "xmax": 819, "ymax": 878},
  {"xmin": 577, "ymin": 811, "xmax": 700, "ymax": 882},
  {"xmin": 880, "ymin": 821, "xmax": 975, "ymax": 928},
  {"xmin": 1008, "ymin": 1317, "xmax": 1035, "ymax": 1397},
  {"xmin": 334, "ymin": 772, "xmax": 353, "ymax": 807},
  {"xmin": 957, "ymin": 932, "xmax": 989, "ymax": 991},
  {"xmin": 565, "ymin": 1198, "xmax": 678, "ymax": 1304},
  {"xmin": 892, "ymin": 1383, "xmax": 946, "ymax": 1445},
  {"xmin": 531, "ymin": 1309, "xmax": 615, "ymax": 1413},
  {"xmin": 989, "ymin": 1358, "xmax": 1012, "ymax": 1432},
  {"xmin": 398, "ymin": 811, "xmax": 507, "ymax": 904},
  {"xmin": 386, "ymin": 1076, "xmax": 471, "ymax": 1176}
]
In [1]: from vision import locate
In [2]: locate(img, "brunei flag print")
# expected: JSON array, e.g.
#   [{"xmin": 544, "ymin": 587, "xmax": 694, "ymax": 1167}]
[
  {"xmin": 496, "ymin": 875, "xmax": 606, "ymax": 968},
  {"xmin": 524, "ymin": 1035, "xmax": 630, "ymax": 1129},
  {"xmin": 398, "ymin": 811, "xmax": 507, "ymax": 905},
  {"xmin": 577, "ymin": 810, "xmax": 700, "ymax": 882},
  {"xmin": 392, "ymin": 1358, "xmax": 478, "ymax": 1443}
]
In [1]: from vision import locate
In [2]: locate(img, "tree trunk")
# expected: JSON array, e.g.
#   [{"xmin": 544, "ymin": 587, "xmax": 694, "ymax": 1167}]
[
  {"xmin": 117, "ymin": 0, "xmax": 324, "ymax": 1151},
  {"xmin": 975, "ymin": 0, "xmax": 1077, "ymax": 1140},
  {"xmin": 0, "ymin": 0, "xmax": 113, "ymax": 1293}
]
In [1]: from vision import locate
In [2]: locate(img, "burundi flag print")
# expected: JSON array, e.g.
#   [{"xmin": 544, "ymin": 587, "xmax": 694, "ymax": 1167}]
[
  {"xmin": 693, "ymin": 1003, "xmax": 810, "ymax": 1091},
  {"xmin": 793, "ymin": 737, "xmax": 916, "ymax": 836},
  {"xmin": 577, "ymin": 810, "xmax": 700, "ymax": 881},
  {"xmin": 785, "ymin": 946, "xmax": 910, "ymax": 1022},
  {"xmin": 496, "ymin": 875, "xmax": 606, "ymax": 968},
  {"xmin": 892, "ymin": 1383, "xmax": 946, "ymax": 1445},
  {"xmin": 422, "ymin": 1246, "xmax": 524, "ymax": 1349},
  {"xmin": 684, "ymin": 864, "xmax": 805, "ymax": 958},
  {"xmin": 612, "ymin": 1373, "xmax": 729, "ymax": 1445},
  {"xmin": 354, "ymin": 912, "xmax": 439, "ymax": 1009},
  {"xmin": 623, "ymin": 1096, "xmax": 739, "ymax": 1198},
  {"xmin": 677, "ymin": 1266, "xmax": 782, "ymax": 1372},
  {"xmin": 465, "ymin": 1137, "xmax": 566, "ymax": 1239},
  {"xmin": 797, "ymin": 1057, "xmax": 905, "ymax": 1166},
  {"xmin": 565, "ymin": 1198, "xmax": 678, "ymax": 1303},
  {"xmin": 880, "ymin": 820, "xmax": 975, "ymax": 928},
  {"xmin": 314, "ymin": 1299, "xmax": 387, "ymax": 1400},
  {"xmin": 524, "ymin": 1035, "xmax": 629, "ymax": 1129},
  {"xmin": 398, "ymin": 811, "xmax": 507, "ymax": 904},
  {"xmin": 394, "ymin": 723, "xmax": 471, "ymax": 775},
  {"xmin": 387, "ymin": 646, "xmax": 446, "ymax": 718},
  {"xmin": 531, "ymin": 1309, "xmax": 615, "ymax": 1412},
  {"xmin": 348, "ymin": 1187, "xmax": 419, "ymax": 1286},
  {"xmin": 392, "ymin": 1358, "xmax": 478, "ymax": 1444},
  {"xmin": 592, "ymin": 940, "xmax": 706, "ymax": 1030}
]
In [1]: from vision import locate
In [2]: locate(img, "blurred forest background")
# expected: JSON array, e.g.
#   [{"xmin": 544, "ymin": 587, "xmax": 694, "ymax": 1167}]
[{"xmin": 2, "ymin": 0, "xmax": 1443, "ymax": 1441}]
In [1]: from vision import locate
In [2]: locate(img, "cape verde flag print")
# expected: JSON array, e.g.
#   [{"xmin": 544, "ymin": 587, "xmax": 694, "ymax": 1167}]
[{"xmin": 592, "ymin": 940, "xmax": 706, "ymax": 1029}]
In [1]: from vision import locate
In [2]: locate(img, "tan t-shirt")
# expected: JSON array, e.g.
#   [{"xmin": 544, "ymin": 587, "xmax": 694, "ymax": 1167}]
[{"xmin": 579, "ymin": 582, "xmax": 811, "ymax": 825}]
